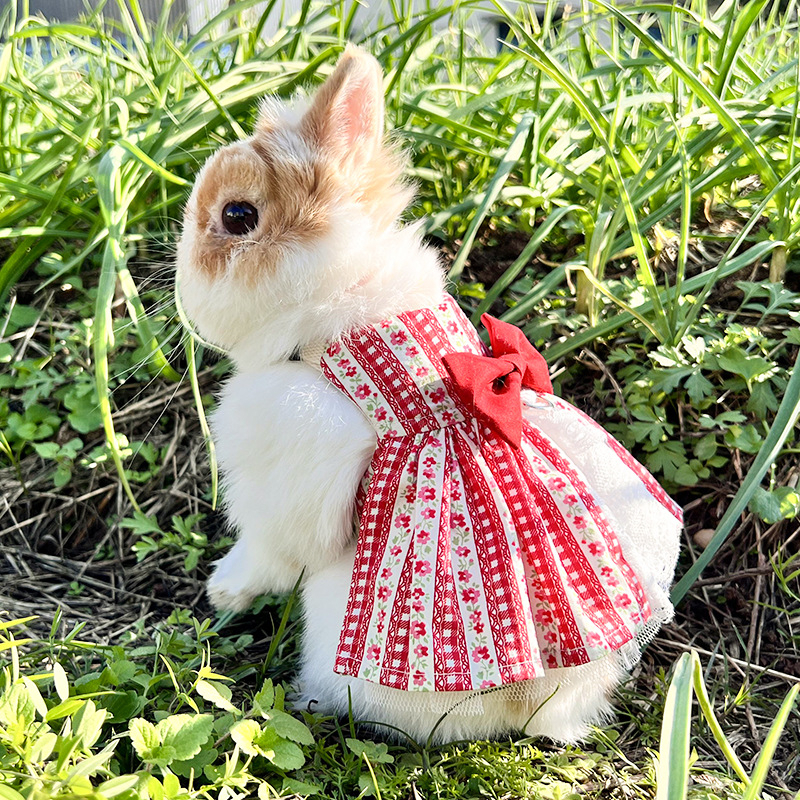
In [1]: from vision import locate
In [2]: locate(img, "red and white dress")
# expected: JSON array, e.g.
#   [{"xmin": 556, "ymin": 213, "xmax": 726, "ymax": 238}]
[{"xmin": 319, "ymin": 295, "xmax": 682, "ymax": 695}]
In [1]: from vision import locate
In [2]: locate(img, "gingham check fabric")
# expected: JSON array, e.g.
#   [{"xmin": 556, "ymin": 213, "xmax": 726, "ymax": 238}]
[{"xmin": 320, "ymin": 295, "xmax": 682, "ymax": 693}]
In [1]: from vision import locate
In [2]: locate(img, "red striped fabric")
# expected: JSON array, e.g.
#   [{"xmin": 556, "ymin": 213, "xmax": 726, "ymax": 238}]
[{"xmin": 321, "ymin": 295, "xmax": 680, "ymax": 693}]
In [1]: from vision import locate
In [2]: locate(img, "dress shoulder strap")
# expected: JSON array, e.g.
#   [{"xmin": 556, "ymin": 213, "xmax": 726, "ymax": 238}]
[{"xmin": 300, "ymin": 341, "xmax": 328, "ymax": 371}]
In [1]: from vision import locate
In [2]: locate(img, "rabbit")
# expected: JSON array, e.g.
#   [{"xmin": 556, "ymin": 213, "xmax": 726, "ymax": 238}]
[{"xmin": 175, "ymin": 46, "xmax": 682, "ymax": 744}]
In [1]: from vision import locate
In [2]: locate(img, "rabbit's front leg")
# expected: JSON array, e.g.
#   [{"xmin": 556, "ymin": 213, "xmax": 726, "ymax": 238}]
[
  {"xmin": 207, "ymin": 362, "xmax": 376, "ymax": 612},
  {"xmin": 208, "ymin": 536, "xmax": 278, "ymax": 613}
]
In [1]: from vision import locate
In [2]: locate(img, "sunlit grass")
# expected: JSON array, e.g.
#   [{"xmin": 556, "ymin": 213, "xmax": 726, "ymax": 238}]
[{"xmin": 1, "ymin": 0, "xmax": 799, "ymax": 795}]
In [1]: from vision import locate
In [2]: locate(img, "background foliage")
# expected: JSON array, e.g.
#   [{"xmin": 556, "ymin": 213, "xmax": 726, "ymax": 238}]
[{"xmin": 1, "ymin": 0, "xmax": 799, "ymax": 796}]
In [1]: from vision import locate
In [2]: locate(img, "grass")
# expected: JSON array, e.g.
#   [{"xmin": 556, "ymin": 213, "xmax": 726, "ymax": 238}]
[
  {"xmin": 0, "ymin": 613, "xmax": 748, "ymax": 800},
  {"xmin": 1, "ymin": 0, "xmax": 800, "ymax": 797}
]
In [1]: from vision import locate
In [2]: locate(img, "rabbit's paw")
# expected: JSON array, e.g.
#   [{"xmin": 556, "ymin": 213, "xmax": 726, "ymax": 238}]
[
  {"xmin": 207, "ymin": 578, "xmax": 257, "ymax": 613},
  {"xmin": 207, "ymin": 545, "xmax": 260, "ymax": 612}
]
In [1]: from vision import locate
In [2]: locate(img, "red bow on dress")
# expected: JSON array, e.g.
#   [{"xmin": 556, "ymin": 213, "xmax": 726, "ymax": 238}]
[{"xmin": 441, "ymin": 315, "xmax": 552, "ymax": 449}]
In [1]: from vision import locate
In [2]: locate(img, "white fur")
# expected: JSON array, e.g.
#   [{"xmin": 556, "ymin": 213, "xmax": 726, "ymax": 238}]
[
  {"xmin": 228, "ymin": 217, "xmax": 443, "ymax": 372},
  {"xmin": 300, "ymin": 546, "xmax": 624, "ymax": 744},
  {"xmin": 192, "ymin": 220, "xmax": 626, "ymax": 742},
  {"xmin": 256, "ymin": 95, "xmax": 310, "ymax": 138},
  {"xmin": 197, "ymin": 210, "xmax": 444, "ymax": 610},
  {"xmin": 176, "ymin": 50, "xmax": 667, "ymax": 745},
  {"xmin": 207, "ymin": 363, "xmax": 376, "ymax": 610},
  {"xmin": 177, "ymin": 201, "xmax": 443, "ymax": 370}
]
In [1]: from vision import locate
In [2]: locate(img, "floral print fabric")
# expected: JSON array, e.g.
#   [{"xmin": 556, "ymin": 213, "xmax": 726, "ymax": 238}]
[{"xmin": 320, "ymin": 295, "xmax": 682, "ymax": 693}]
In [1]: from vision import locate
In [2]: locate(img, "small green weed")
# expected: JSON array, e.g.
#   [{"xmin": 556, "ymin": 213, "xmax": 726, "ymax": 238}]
[
  {"xmin": 120, "ymin": 512, "xmax": 233, "ymax": 572},
  {"xmin": 594, "ymin": 283, "xmax": 798, "ymax": 490},
  {"xmin": 1, "ymin": 613, "xmax": 756, "ymax": 800},
  {"xmin": 0, "ymin": 294, "xmax": 174, "ymax": 490},
  {"xmin": 0, "ymin": 612, "xmax": 304, "ymax": 799}
]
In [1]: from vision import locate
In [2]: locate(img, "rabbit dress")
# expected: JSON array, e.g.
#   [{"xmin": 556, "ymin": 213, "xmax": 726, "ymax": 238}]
[{"xmin": 319, "ymin": 294, "xmax": 682, "ymax": 698}]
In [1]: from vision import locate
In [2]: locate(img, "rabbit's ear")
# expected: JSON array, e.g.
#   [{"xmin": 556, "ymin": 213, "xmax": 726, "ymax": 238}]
[{"xmin": 301, "ymin": 46, "xmax": 384, "ymax": 169}]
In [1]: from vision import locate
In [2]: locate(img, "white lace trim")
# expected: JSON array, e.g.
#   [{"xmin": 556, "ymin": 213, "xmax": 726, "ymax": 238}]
[{"xmin": 358, "ymin": 598, "xmax": 671, "ymax": 717}]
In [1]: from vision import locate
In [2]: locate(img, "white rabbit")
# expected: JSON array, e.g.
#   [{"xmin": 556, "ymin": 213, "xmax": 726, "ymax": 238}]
[{"xmin": 176, "ymin": 46, "xmax": 682, "ymax": 744}]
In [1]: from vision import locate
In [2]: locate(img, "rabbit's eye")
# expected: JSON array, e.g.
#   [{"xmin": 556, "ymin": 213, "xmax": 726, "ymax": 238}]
[{"xmin": 222, "ymin": 202, "xmax": 259, "ymax": 235}]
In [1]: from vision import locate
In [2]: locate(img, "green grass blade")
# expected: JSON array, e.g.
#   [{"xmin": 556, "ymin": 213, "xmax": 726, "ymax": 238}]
[
  {"xmin": 116, "ymin": 264, "xmax": 181, "ymax": 382},
  {"xmin": 94, "ymin": 229, "xmax": 139, "ymax": 513},
  {"xmin": 0, "ymin": 236, "xmax": 55, "ymax": 306},
  {"xmin": 174, "ymin": 283, "xmax": 228, "ymax": 357},
  {"xmin": 675, "ymin": 158, "xmax": 800, "ymax": 340},
  {"xmin": 544, "ymin": 239, "xmax": 779, "ymax": 363},
  {"xmin": 500, "ymin": 264, "xmax": 570, "ymax": 327},
  {"xmin": 742, "ymin": 684, "xmax": 799, "ymax": 800},
  {"xmin": 185, "ymin": 0, "xmax": 270, "ymax": 50},
  {"xmin": 470, "ymin": 205, "xmax": 582, "ymax": 322},
  {"xmin": 591, "ymin": 0, "xmax": 780, "ymax": 192},
  {"xmin": 495, "ymin": 16, "xmax": 640, "ymax": 176},
  {"xmin": 447, "ymin": 112, "xmax": 534, "ymax": 281},
  {"xmin": 186, "ymin": 336, "xmax": 218, "ymax": 511},
  {"xmin": 712, "ymin": 0, "xmax": 769, "ymax": 98},
  {"xmin": 262, "ymin": 573, "xmax": 304, "ymax": 670},
  {"xmin": 568, "ymin": 265, "xmax": 662, "ymax": 339},
  {"xmin": 667, "ymin": 115, "xmax": 691, "ymax": 341},
  {"xmin": 114, "ymin": 0, "xmax": 152, "ymax": 66},
  {"xmin": 118, "ymin": 139, "xmax": 191, "ymax": 187},
  {"xmin": 94, "ymin": 145, "xmax": 139, "ymax": 512},
  {"xmin": 691, "ymin": 653, "xmax": 750, "ymax": 785},
  {"xmin": 0, "ymin": 226, "xmax": 83, "ymax": 238},
  {"xmin": 0, "ymin": 121, "xmax": 95, "ymax": 301},
  {"xmin": 656, "ymin": 652, "xmax": 694, "ymax": 800},
  {"xmin": 163, "ymin": 36, "xmax": 246, "ymax": 142},
  {"xmin": 497, "ymin": 26, "xmax": 669, "ymax": 337}
]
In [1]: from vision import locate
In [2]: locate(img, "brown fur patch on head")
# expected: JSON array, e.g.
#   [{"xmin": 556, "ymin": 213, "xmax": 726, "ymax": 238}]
[
  {"xmin": 186, "ymin": 134, "xmax": 336, "ymax": 287},
  {"xmin": 185, "ymin": 48, "xmax": 411, "ymax": 290},
  {"xmin": 298, "ymin": 47, "xmax": 413, "ymax": 231},
  {"xmin": 347, "ymin": 139, "xmax": 414, "ymax": 231},
  {"xmin": 250, "ymin": 137, "xmax": 335, "ymax": 245}
]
